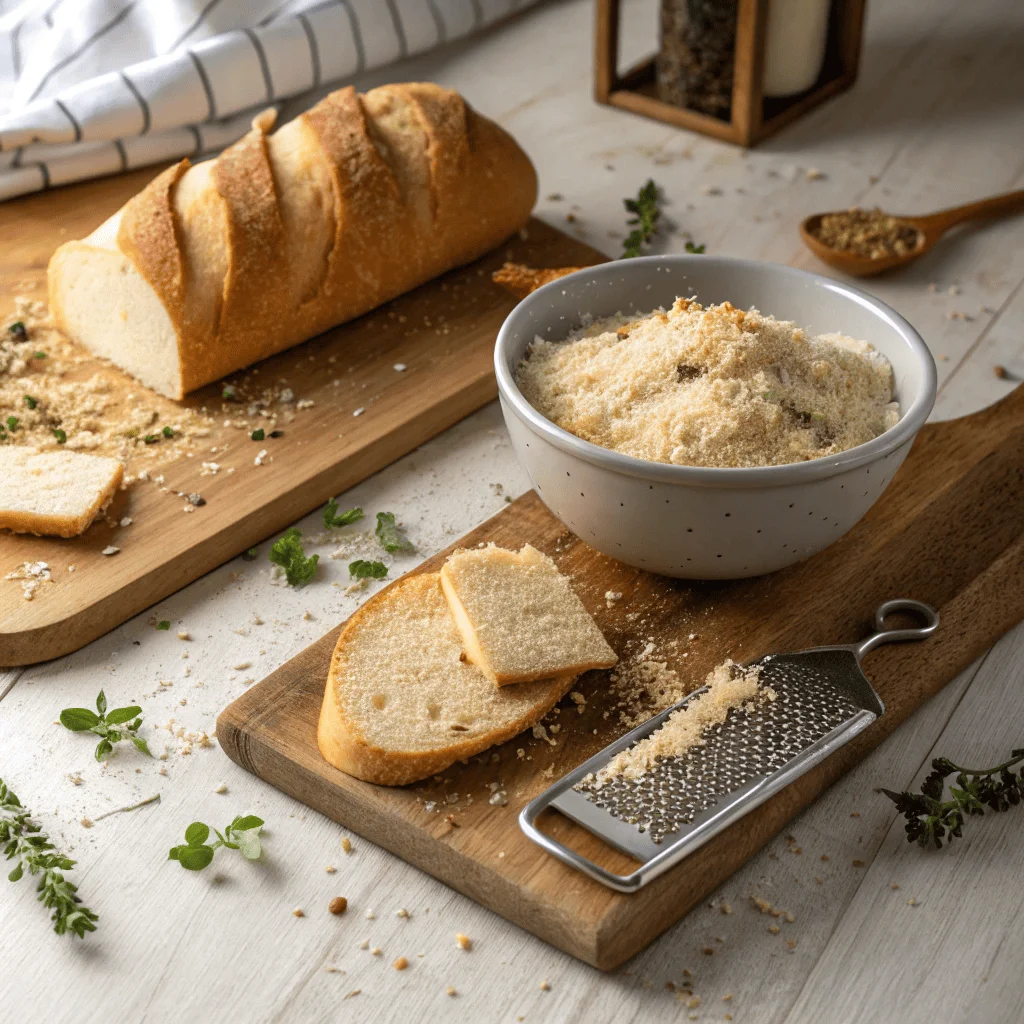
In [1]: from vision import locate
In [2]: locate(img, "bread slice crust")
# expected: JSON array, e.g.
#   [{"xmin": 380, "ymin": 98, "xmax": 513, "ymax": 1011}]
[{"xmin": 318, "ymin": 572, "xmax": 574, "ymax": 786}]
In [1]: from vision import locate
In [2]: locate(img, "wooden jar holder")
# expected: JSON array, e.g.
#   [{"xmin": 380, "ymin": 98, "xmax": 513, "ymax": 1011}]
[{"xmin": 595, "ymin": 0, "xmax": 867, "ymax": 147}]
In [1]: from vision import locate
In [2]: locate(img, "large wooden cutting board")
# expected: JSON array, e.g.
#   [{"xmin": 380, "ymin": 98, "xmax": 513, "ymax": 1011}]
[
  {"xmin": 0, "ymin": 168, "xmax": 603, "ymax": 666},
  {"xmin": 218, "ymin": 385, "xmax": 1024, "ymax": 969}
]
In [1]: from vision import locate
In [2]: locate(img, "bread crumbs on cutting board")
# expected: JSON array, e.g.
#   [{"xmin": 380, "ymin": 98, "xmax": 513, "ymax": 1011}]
[
  {"xmin": 591, "ymin": 660, "xmax": 774, "ymax": 786},
  {"xmin": 516, "ymin": 297, "xmax": 899, "ymax": 468}
]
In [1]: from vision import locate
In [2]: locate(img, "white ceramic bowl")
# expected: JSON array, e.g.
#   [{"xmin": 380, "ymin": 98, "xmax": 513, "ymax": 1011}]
[{"xmin": 495, "ymin": 256, "xmax": 936, "ymax": 579}]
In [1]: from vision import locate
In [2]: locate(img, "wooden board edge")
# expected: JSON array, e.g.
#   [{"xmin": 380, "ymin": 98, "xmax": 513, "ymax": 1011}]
[{"xmin": 0, "ymin": 372, "xmax": 499, "ymax": 667}]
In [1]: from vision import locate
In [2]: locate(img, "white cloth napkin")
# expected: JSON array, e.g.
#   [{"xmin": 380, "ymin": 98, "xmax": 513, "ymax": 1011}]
[{"xmin": 0, "ymin": 0, "xmax": 538, "ymax": 202}]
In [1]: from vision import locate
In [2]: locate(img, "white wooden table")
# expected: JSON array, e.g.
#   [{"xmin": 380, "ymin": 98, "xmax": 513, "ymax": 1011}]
[{"xmin": 3, "ymin": 1, "xmax": 1023, "ymax": 1021}]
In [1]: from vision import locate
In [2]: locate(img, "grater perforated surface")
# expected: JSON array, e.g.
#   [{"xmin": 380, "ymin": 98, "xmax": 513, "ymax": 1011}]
[{"xmin": 574, "ymin": 649, "xmax": 866, "ymax": 844}]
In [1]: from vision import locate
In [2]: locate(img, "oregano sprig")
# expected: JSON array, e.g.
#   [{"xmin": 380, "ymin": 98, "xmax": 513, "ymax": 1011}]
[
  {"xmin": 168, "ymin": 816, "xmax": 265, "ymax": 871},
  {"xmin": 268, "ymin": 527, "xmax": 318, "ymax": 586},
  {"xmin": 880, "ymin": 747, "xmax": 1024, "ymax": 849},
  {"xmin": 375, "ymin": 511, "xmax": 414, "ymax": 554},
  {"xmin": 1, "ymin": 777, "xmax": 98, "ymax": 938},
  {"xmin": 60, "ymin": 690, "xmax": 152, "ymax": 761}
]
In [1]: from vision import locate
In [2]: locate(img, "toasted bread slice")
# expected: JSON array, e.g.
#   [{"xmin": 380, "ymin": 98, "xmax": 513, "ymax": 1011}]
[
  {"xmin": 0, "ymin": 448, "xmax": 123, "ymax": 538},
  {"xmin": 318, "ymin": 572, "xmax": 575, "ymax": 785},
  {"xmin": 439, "ymin": 543, "xmax": 617, "ymax": 686}
]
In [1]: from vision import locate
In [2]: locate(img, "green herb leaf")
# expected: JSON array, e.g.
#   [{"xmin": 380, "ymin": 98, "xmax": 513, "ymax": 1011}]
[
  {"xmin": 105, "ymin": 705, "xmax": 142, "ymax": 725},
  {"xmin": 175, "ymin": 845, "xmax": 215, "ymax": 871},
  {"xmin": 230, "ymin": 815, "xmax": 264, "ymax": 832},
  {"xmin": 241, "ymin": 547, "xmax": 258, "ymax": 561},
  {"xmin": 1, "ymin": 777, "xmax": 98, "ymax": 937},
  {"xmin": 349, "ymin": 559, "xmax": 388, "ymax": 580},
  {"xmin": 156, "ymin": 620, "xmax": 170, "ymax": 630},
  {"xmin": 268, "ymin": 528, "xmax": 319, "ymax": 587},
  {"xmin": 324, "ymin": 499, "xmax": 363, "ymax": 529},
  {"xmin": 374, "ymin": 511, "xmax": 414, "ymax": 553},
  {"xmin": 235, "ymin": 830, "xmax": 262, "ymax": 860},
  {"xmin": 685, "ymin": 241, "xmax": 706, "ymax": 254},
  {"xmin": 6, "ymin": 415, "xmax": 19, "ymax": 432},
  {"xmin": 96, "ymin": 690, "xmax": 107, "ymax": 716},
  {"xmin": 131, "ymin": 736, "xmax": 152, "ymax": 757},
  {"xmin": 621, "ymin": 179, "xmax": 661, "ymax": 259},
  {"xmin": 143, "ymin": 434, "xmax": 159, "ymax": 444},
  {"xmin": 162, "ymin": 425, "xmax": 174, "ymax": 438},
  {"xmin": 53, "ymin": 429, "xmax": 66, "ymax": 444},
  {"xmin": 94, "ymin": 738, "xmax": 113, "ymax": 761},
  {"xmin": 251, "ymin": 428, "xmax": 265, "ymax": 441},
  {"xmin": 60, "ymin": 708, "xmax": 100, "ymax": 731},
  {"xmin": 33, "ymin": 350, "xmax": 46, "ymax": 359},
  {"xmin": 185, "ymin": 822, "xmax": 210, "ymax": 847},
  {"xmin": 23, "ymin": 395, "xmax": 37, "ymax": 409},
  {"xmin": 7, "ymin": 321, "xmax": 27, "ymax": 340}
]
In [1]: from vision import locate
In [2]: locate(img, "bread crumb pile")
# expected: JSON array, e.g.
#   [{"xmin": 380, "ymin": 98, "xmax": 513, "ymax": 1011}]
[
  {"xmin": 0, "ymin": 298, "xmax": 214, "ymax": 472},
  {"xmin": 607, "ymin": 657, "xmax": 690, "ymax": 729},
  {"xmin": 592, "ymin": 659, "xmax": 774, "ymax": 786},
  {"xmin": 516, "ymin": 297, "xmax": 899, "ymax": 468}
]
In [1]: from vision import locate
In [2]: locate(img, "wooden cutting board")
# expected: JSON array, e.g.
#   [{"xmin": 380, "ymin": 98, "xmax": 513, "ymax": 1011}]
[
  {"xmin": 218, "ymin": 384, "xmax": 1024, "ymax": 970},
  {"xmin": 0, "ymin": 167, "xmax": 603, "ymax": 666}
]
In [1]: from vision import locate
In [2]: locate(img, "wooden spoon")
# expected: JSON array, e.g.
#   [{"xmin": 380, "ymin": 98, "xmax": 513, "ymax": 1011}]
[{"xmin": 800, "ymin": 189, "xmax": 1024, "ymax": 277}]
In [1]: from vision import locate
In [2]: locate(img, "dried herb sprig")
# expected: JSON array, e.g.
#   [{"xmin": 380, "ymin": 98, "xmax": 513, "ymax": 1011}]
[
  {"xmin": 1, "ymin": 778, "xmax": 98, "ymax": 937},
  {"xmin": 324, "ymin": 499, "xmax": 363, "ymax": 529},
  {"xmin": 622, "ymin": 179, "xmax": 661, "ymax": 259},
  {"xmin": 60, "ymin": 690, "xmax": 152, "ymax": 761},
  {"xmin": 880, "ymin": 748, "xmax": 1024, "ymax": 849},
  {"xmin": 269, "ymin": 528, "xmax": 318, "ymax": 586},
  {"xmin": 375, "ymin": 511, "xmax": 413, "ymax": 553}
]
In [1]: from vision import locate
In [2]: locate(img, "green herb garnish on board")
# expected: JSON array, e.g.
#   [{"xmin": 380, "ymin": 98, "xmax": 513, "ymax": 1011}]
[
  {"xmin": 685, "ymin": 240, "xmax": 706, "ymax": 254},
  {"xmin": 7, "ymin": 321, "xmax": 27, "ymax": 341},
  {"xmin": 880, "ymin": 747, "xmax": 1024, "ymax": 849},
  {"xmin": 60, "ymin": 690, "xmax": 152, "ymax": 761},
  {"xmin": 269, "ymin": 528, "xmax": 319, "ymax": 586},
  {"xmin": 349, "ymin": 560, "xmax": 388, "ymax": 580},
  {"xmin": 53, "ymin": 429, "xmax": 66, "ymax": 444},
  {"xmin": 168, "ymin": 816, "xmax": 264, "ymax": 871},
  {"xmin": 251, "ymin": 428, "xmax": 265, "ymax": 441},
  {"xmin": 23, "ymin": 395, "xmax": 37, "ymax": 409},
  {"xmin": 375, "ymin": 511, "xmax": 414, "ymax": 554},
  {"xmin": 156, "ymin": 620, "xmax": 170, "ymax": 631},
  {"xmin": 1, "ymin": 777, "xmax": 98, "ymax": 938},
  {"xmin": 6, "ymin": 416, "xmax": 18, "ymax": 433},
  {"xmin": 622, "ymin": 179, "xmax": 661, "ymax": 259},
  {"xmin": 162, "ymin": 426, "xmax": 175, "ymax": 439},
  {"xmin": 324, "ymin": 499, "xmax": 363, "ymax": 529}
]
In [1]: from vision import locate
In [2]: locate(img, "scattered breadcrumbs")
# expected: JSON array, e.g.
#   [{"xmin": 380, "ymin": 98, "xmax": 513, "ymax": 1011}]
[
  {"xmin": 292, "ymin": 908, "xmax": 304, "ymax": 918},
  {"xmin": 539, "ymin": 980, "xmax": 551, "ymax": 991},
  {"xmin": 393, "ymin": 956, "xmax": 408, "ymax": 970},
  {"xmin": 214, "ymin": 783, "xmax": 227, "ymax": 794},
  {"xmin": 395, "ymin": 908, "xmax": 409, "ymax": 919},
  {"xmin": 325, "ymin": 865, "xmax": 336, "ymax": 874},
  {"xmin": 809, "ymin": 208, "xmax": 920, "ymax": 260},
  {"xmin": 591, "ymin": 660, "xmax": 772, "ymax": 785},
  {"xmin": 329, "ymin": 897, "xmax": 348, "ymax": 915},
  {"xmin": 80, "ymin": 817, "xmax": 93, "ymax": 828},
  {"xmin": 445, "ymin": 986, "xmax": 457, "ymax": 997},
  {"xmin": 516, "ymin": 297, "xmax": 899, "ymax": 468},
  {"xmin": 455, "ymin": 933, "xmax": 472, "ymax": 950},
  {"xmin": 341, "ymin": 836, "xmax": 353, "ymax": 854},
  {"xmin": 371, "ymin": 947, "xmax": 382, "ymax": 956}
]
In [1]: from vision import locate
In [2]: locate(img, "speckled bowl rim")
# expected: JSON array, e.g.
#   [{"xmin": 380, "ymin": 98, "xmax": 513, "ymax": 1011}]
[{"xmin": 494, "ymin": 255, "xmax": 937, "ymax": 489}]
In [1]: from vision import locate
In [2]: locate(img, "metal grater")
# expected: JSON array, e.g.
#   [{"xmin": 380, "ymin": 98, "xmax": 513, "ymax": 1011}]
[{"xmin": 520, "ymin": 599, "xmax": 939, "ymax": 892}]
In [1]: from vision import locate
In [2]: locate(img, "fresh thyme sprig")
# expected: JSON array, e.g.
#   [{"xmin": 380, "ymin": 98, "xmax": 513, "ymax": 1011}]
[
  {"xmin": 168, "ymin": 816, "xmax": 265, "ymax": 871},
  {"xmin": 622, "ymin": 179, "xmax": 661, "ymax": 259},
  {"xmin": 60, "ymin": 690, "xmax": 152, "ymax": 761},
  {"xmin": 880, "ymin": 747, "xmax": 1024, "ymax": 849},
  {"xmin": 1, "ymin": 778, "xmax": 98, "ymax": 938}
]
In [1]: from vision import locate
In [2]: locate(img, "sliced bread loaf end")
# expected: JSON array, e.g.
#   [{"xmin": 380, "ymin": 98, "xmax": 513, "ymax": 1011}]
[
  {"xmin": 318, "ymin": 572, "xmax": 575, "ymax": 786},
  {"xmin": 0, "ymin": 448, "xmax": 123, "ymax": 537}
]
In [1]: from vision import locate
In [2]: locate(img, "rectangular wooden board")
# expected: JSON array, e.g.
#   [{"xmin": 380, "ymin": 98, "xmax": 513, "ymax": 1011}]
[
  {"xmin": 0, "ymin": 167, "xmax": 604, "ymax": 665},
  {"xmin": 218, "ymin": 385, "xmax": 1024, "ymax": 969}
]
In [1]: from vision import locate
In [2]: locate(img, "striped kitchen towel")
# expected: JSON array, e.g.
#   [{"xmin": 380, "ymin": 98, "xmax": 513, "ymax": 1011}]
[{"xmin": 0, "ymin": 0, "xmax": 540, "ymax": 202}]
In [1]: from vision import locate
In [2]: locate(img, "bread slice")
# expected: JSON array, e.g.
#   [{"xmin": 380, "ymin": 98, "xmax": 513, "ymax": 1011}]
[
  {"xmin": 0, "ymin": 448, "xmax": 122, "ymax": 538},
  {"xmin": 439, "ymin": 543, "xmax": 618, "ymax": 686},
  {"xmin": 318, "ymin": 572, "xmax": 575, "ymax": 785}
]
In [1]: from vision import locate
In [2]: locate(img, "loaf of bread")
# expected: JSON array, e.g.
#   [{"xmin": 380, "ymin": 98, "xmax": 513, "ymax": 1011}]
[
  {"xmin": 48, "ymin": 83, "xmax": 537, "ymax": 399},
  {"xmin": 318, "ymin": 572, "xmax": 575, "ymax": 786},
  {"xmin": 0, "ymin": 448, "xmax": 123, "ymax": 537}
]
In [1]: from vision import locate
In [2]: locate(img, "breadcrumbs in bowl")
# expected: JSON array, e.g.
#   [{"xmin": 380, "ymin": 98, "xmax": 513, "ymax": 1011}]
[{"xmin": 495, "ymin": 255, "xmax": 936, "ymax": 579}]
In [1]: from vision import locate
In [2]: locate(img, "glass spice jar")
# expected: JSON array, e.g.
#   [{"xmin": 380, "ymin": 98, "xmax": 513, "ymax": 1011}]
[{"xmin": 656, "ymin": 0, "xmax": 738, "ymax": 120}]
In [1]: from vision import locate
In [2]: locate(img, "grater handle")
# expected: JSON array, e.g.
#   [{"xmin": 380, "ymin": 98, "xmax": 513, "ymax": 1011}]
[{"xmin": 850, "ymin": 599, "xmax": 939, "ymax": 661}]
